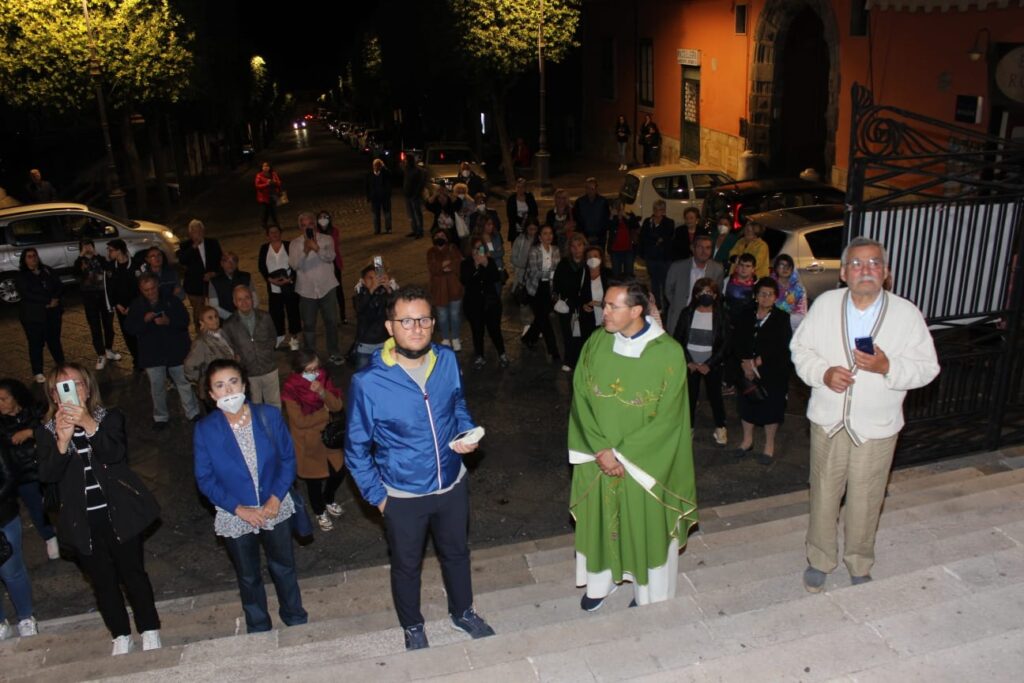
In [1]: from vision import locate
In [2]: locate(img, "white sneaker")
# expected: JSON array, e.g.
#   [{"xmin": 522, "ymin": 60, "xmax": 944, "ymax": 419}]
[
  {"xmin": 440, "ymin": 339, "xmax": 451, "ymax": 347},
  {"xmin": 451, "ymin": 339, "xmax": 462, "ymax": 352},
  {"xmin": 288, "ymin": 336, "xmax": 300, "ymax": 351},
  {"xmin": 33, "ymin": 374, "xmax": 46, "ymax": 384},
  {"xmin": 105, "ymin": 349, "xmax": 122, "ymax": 360},
  {"xmin": 0, "ymin": 622, "xmax": 11, "ymax": 640},
  {"xmin": 96, "ymin": 356, "xmax": 107, "ymax": 370},
  {"xmin": 46, "ymin": 536, "xmax": 59, "ymax": 560},
  {"xmin": 111, "ymin": 634, "xmax": 134, "ymax": 656},
  {"xmin": 17, "ymin": 617, "xmax": 38, "ymax": 637},
  {"xmin": 520, "ymin": 324, "xmax": 531, "ymax": 338},
  {"xmin": 276, "ymin": 335, "xmax": 286, "ymax": 348},
  {"xmin": 713, "ymin": 427, "xmax": 728, "ymax": 445},
  {"xmin": 325, "ymin": 502, "xmax": 343, "ymax": 518},
  {"xmin": 141, "ymin": 629, "xmax": 162, "ymax": 651},
  {"xmin": 317, "ymin": 513, "xmax": 333, "ymax": 531}
]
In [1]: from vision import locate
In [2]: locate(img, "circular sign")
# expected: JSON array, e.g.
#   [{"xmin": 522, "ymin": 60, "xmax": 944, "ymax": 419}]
[{"xmin": 995, "ymin": 46, "xmax": 1024, "ymax": 105}]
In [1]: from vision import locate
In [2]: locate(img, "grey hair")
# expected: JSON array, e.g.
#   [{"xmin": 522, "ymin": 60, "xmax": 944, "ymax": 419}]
[
  {"xmin": 232, "ymin": 283, "xmax": 253, "ymax": 298},
  {"xmin": 297, "ymin": 211, "xmax": 316, "ymax": 224},
  {"xmin": 841, "ymin": 236, "xmax": 888, "ymax": 266},
  {"xmin": 188, "ymin": 218, "xmax": 205, "ymax": 233}
]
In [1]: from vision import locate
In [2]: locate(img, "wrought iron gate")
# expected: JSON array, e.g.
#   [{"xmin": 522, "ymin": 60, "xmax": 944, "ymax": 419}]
[
  {"xmin": 681, "ymin": 69, "xmax": 700, "ymax": 162},
  {"xmin": 845, "ymin": 84, "xmax": 1024, "ymax": 465}
]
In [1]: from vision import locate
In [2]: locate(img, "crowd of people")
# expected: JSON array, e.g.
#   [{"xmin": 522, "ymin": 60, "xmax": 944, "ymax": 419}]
[{"xmin": 0, "ymin": 152, "xmax": 940, "ymax": 658}]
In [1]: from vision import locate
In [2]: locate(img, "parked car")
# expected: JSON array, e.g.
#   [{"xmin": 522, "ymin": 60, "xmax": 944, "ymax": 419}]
[
  {"xmin": 0, "ymin": 203, "xmax": 180, "ymax": 304},
  {"xmin": 423, "ymin": 142, "xmax": 488, "ymax": 191},
  {"xmin": 746, "ymin": 204, "xmax": 846, "ymax": 301},
  {"xmin": 619, "ymin": 164, "xmax": 734, "ymax": 225},
  {"xmin": 703, "ymin": 178, "xmax": 846, "ymax": 232}
]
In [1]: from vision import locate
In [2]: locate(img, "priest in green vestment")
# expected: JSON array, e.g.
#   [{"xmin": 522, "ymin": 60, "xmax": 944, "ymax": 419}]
[{"xmin": 568, "ymin": 278, "xmax": 698, "ymax": 611}]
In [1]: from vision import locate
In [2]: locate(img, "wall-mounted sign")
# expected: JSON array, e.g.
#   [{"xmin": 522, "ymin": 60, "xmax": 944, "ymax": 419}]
[
  {"xmin": 677, "ymin": 49, "xmax": 701, "ymax": 66},
  {"xmin": 995, "ymin": 46, "xmax": 1024, "ymax": 105},
  {"xmin": 955, "ymin": 95, "xmax": 983, "ymax": 124}
]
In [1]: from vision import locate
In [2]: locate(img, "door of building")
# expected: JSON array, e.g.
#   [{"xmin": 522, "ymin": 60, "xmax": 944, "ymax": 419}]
[{"xmin": 681, "ymin": 67, "xmax": 700, "ymax": 162}]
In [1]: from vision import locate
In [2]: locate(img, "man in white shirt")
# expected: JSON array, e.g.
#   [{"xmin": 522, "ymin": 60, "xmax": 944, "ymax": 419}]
[
  {"xmin": 289, "ymin": 212, "xmax": 343, "ymax": 365},
  {"xmin": 664, "ymin": 234, "xmax": 723, "ymax": 335},
  {"xmin": 790, "ymin": 237, "xmax": 939, "ymax": 592}
]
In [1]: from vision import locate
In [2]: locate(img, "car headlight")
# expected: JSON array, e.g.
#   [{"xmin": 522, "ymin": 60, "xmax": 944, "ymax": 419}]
[{"xmin": 161, "ymin": 230, "xmax": 177, "ymax": 242}]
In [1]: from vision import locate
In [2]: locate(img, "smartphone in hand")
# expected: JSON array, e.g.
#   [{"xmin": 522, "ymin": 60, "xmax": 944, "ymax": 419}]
[
  {"xmin": 305, "ymin": 228, "xmax": 315, "ymax": 241},
  {"xmin": 56, "ymin": 380, "xmax": 80, "ymax": 406},
  {"xmin": 854, "ymin": 336, "xmax": 875, "ymax": 355}
]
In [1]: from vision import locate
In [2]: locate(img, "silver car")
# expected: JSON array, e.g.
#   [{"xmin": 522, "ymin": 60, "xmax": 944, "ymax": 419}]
[
  {"xmin": 747, "ymin": 204, "xmax": 845, "ymax": 302},
  {"xmin": 423, "ymin": 142, "xmax": 488, "ymax": 191},
  {"xmin": 0, "ymin": 203, "xmax": 180, "ymax": 304}
]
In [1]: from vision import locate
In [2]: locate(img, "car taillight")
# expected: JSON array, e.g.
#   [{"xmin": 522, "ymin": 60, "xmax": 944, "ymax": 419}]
[
  {"xmin": 400, "ymin": 151, "xmax": 406, "ymax": 162},
  {"xmin": 732, "ymin": 203, "xmax": 743, "ymax": 230}
]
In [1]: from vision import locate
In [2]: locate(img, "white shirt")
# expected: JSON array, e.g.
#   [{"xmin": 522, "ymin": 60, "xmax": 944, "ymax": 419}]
[
  {"xmin": 541, "ymin": 245, "xmax": 554, "ymax": 279},
  {"xmin": 846, "ymin": 292, "xmax": 883, "ymax": 350},
  {"xmin": 197, "ymin": 240, "xmax": 207, "ymax": 268},
  {"xmin": 688, "ymin": 261, "xmax": 707, "ymax": 306},
  {"xmin": 590, "ymin": 275, "xmax": 605, "ymax": 325},
  {"xmin": 265, "ymin": 243, "xmax": 289, "ymax": 294}
]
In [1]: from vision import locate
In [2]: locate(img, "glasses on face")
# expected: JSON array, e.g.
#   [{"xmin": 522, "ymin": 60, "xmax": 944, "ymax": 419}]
[
  {"xmin": 846, "ymin": 257, "xmax": 885, "ymax": 271},
  {"xmin": 392, "ymin": 317, "xmax": 435, "ymax": 330},
  {"xmin": 601, "ymin": 301, "xmax": 632, "ymax": 311}
]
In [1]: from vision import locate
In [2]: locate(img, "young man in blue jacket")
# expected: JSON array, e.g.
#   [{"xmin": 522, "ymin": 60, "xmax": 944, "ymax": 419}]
[{"xmin": 345, "ymin": 285, "xmax": 495, "ymax": 651}]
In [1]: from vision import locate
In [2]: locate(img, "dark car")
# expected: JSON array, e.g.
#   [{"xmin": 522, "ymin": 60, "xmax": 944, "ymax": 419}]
[{"xmin": 703, "ymin": 178, "xmax": 846, "ymax": 232}]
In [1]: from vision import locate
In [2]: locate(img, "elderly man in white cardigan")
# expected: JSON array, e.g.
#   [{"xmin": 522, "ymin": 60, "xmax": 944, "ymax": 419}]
[{"xmin": 790, "ymin": 237, "xmax": 939, "ymax": 592}]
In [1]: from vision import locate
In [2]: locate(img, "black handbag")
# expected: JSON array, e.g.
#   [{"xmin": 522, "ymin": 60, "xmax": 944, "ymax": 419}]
[
  {"xmin": 739, "ymin": 373, "xmax": 768, "ymax": 402},
  {"xmin": 321, "ymin": 416, "xmax": 345, "ymax": 450},
  {"xmin": 0, "ymin": 529, "xmax": 12, "ymax": 565}
]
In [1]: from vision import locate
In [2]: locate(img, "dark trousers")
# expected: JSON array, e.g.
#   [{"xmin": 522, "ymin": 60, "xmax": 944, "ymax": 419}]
[
  {"xmin": 557, "ymin": 311, "xmax": 585, "ymax": 369},
  {"xmin": 465, "ymin": 303, "xmax": 505, "ymax": 358},
  {"xmin": 688, "ymin": 365, "xmax": 727, "ymax": 428},
  {"xmin": 21, "ymin": 309, "xmax": 65, "ymax": 375},
  {"xmin": 333, "ymin": 265, "xmax": 348, "ymax": 322},
  {"xmin": 82, "ymin": 291, "xmax": 116, "ymax": 355},
  {"xmin": 304, "ymin": 462, "xmax": 346, "ymax": 515},
  {"xmin": 77, "ymin": 516, "xmax": 161, "ymax": 638},
  {"xmin": 17, "ymin": 481, "xmax": 55, "ymax": 540},
  {"xmin": 115, "ymin": 310, "xmax": 139, "ymax": 368},
  {"xmin": 371, "ymin": 199, "xmax": 393, "ymax": 234},
  {"xmin": 611, "ymin": 250, "xmax": 635, "ymax": 277},
  {"xmin": 260, "ymin": 201, "xmax": 279, "ymax": 228},
  {"xmin": 223, "ymin": 521, "xmax": 307, "ymax": 633},
  {"xmin": 384, "ymin": 478, "xmax": 473, "ymax": 628},
  {"xmin": 268, "ymin": 290, "xmax": 302, "ymax": 336},
  {"xmin": 405, "ymin": 195, "xmax": 424, "ymax": 236},
  {"xmin": 523, "ymin": 282, "xmax": 559, "ymax": 357},
  {"xmin": 646, "ymin": 259, "xmax": 670, "ymax": 312}
]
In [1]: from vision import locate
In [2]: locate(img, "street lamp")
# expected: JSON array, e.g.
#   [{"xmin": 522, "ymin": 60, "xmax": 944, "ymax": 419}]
[
  {"xmin": 81, "ymin": 0, "xmax": 127, "ymax": 218},
  {"xmin": 534, "ymin": 0, "xmax": 552, "ymax": 194}
]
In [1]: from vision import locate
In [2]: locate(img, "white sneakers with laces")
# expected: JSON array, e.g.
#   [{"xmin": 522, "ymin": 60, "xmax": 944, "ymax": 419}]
[
  {"xmin": 451, "ymin": 339, "xmax": 462, "ymax": 352},
  {"xmin": 111, "ymin": 634, "xmax": 134, "ymax": 656},
  {"xmin": 105, "ymin": 349, "xmax": 122, "ymax": 360},
  {"xmin": 317, "ymin": 513, "xmax": 334, "ymax": 531},
  {"xmin": 17, "ymin": 616, "xmax": 38, "ymax": 637},
  {"xmin": 324, "ymin": 502, "xmax": 343, "ymax": 518},
  {"xmin": 96, "ymin": 356, "xmax": 107, "ymax": 370},
  {"xmin": 713, "ymin": 427, "xmax": 728, "ymax": 446},
  {"xmin": 288, "ymin": 336, "xmax": 301, "ymax": 351},
  {"xmin": 141, "ymin": 629, "xmax": 162, "ymax": 651},
  {"xmin": 46, "ymin": 536, "xmax": 59, "ymax": 560}
]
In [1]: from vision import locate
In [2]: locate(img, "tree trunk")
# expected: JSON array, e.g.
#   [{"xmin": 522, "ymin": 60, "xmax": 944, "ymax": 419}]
[
  {"xmin": 147, "ymin": 112, "xmax": 171, "ymax": 218},
  {"xmin": 493, "ymin": 91, "xmax": 516, "ymax": 189},
  {"xmin": 119, "ymin": 109, "xmax": 147, "ymax": 215},
  {"xmin": 166, "ymin": 114, "xmax": 186, "ymax": 200}
]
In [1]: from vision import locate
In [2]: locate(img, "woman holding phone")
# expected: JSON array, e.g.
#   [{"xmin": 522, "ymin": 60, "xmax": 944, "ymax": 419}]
[
  {"xmin": 35, "ymin": 363, "xmax": 162, "ymax": 655},
  {"xmin": 193, "ymin": 359, "xmax": 307, "ymax": 633}
]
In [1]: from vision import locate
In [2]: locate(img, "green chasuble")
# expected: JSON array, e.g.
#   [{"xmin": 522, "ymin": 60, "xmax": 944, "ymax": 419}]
[{"xmin": 568, "ymin": 325, "xmax": 698, "ymax": 586}]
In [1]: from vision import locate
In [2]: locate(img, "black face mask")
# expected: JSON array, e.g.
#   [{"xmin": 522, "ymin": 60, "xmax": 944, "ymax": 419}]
[
  {"xmin": 696, "ymin": 293, "xmax": 715, "ymax": 307},
  {"xmin": 394, "ymin": 342, "xmax": 431, "ymax": 359},
  {"xmin": 434, "ymin": 239, "xmax": 447, "ymax": 248}
]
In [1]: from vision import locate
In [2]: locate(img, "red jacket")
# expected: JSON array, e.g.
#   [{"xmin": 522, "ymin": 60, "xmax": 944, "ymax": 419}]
[{"xmin": 254, "ymin": 170, "xmax": 281, "ymax": 204}]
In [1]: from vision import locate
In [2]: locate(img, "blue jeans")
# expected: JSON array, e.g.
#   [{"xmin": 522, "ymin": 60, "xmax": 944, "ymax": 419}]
[
  {"xmin": 354, "ymin": 342, "xmax": 384, "ymax": 370},
  {"xmin": 223, "ymin": 521, "xmax": 307, "ymax": 633},
  {"xmin": 17, "ymin": 482, "xmax": 55, "ymax": 541},
  {"xmin": 146, "ymin": 364, "xmax": 200, "ymax": 422},
  {"xmin": 0, "ymin": 517, "xmax": 34, "ymax": 623},
  {"xmin": 617, "ymin": 141, "xmax": 627, "ymax": 166},
  {"xmin": 436, "ymin": 300, "xmax": 463, "ymax": 343},
  {"xmin": 611, "ymin": 250, "xmax": 635, "ymax": 278}
]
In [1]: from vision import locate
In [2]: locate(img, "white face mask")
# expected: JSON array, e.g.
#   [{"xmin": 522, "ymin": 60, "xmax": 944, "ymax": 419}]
[
  {"xmin": 318, "ymin": 218, "xmax": 329, "ymax": 227},
  {"xmin": 216, "ymin": 392, "xmax": 246, "ymax": 414},
  {"xmin": 457, "ymin": 193, "xmax": 466, "ymax": 200},
  {"xmin": 301, "ymin": 371, "xmax": 318, "ymax": 382},
  {"xmin": 718, "ymin": 223, "xmax": 730, "ymax": 235},
  {"xmin": 586, "ymin": 257, "xmax": 602, "ymax": 269},
  {"xmin": 477, "ymin": 204, "xmax": 486, "ymax": 213},
  {"xmin": 462, "ymin": 170, "xmax": 470, "ymax": 177}
]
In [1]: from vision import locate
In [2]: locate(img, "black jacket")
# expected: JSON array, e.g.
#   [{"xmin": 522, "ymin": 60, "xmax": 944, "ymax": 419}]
[
  {"xmin": 36, "ymin": 409, "xmax": 160, "ymax": 555},
  {"xmin": 673, "ymin": 304, "xmax": 732, "ymax": 370},
  {"xmin": 257, "ymin": 241, "xmax": 296, "ymax": 298},
  {"xmin": 460, "ymin": 257, "xmax": 502, "ymax": 312},
  {"xmin": 16, "ymin": 266, "xmax": 63, "ymax": 324},
  {"xmin": 0, "ymin": 441, "xmax": 21, "ymax": 526},
  {"xmin": 353, "ymin": 285, "xmax": 390, "ymax": 345},
  {"xmin": 366, "ymin": 168, "xmax": 392, "ymax": 204},
  {"xmin": 0, "ymin": 405, "xmax": 45, "ymax": 483},
  {"xmin": 124, "ymin": 293, "xmax": 191, "ymax": 368},
  {"xmin": 209, "ymin": 270, "xmax": 253, "ymax": 316},
  {"xmin": 735, "ymin": 308, "xmax": 792, "ymax": 388},
  {"xmin": 505, "ymin": 192, "xmax": 539, "ymax": 238},
  {"xmin": 403, "ymin": 164, "xmax": 425, "ymax": 199},
  {"xmin": 106, "ymin": 259, "xmax": 140, "ymax": 311},
  {"xmin": 176, "ymin": 238, "xmax": 223, "ymax": 296}
]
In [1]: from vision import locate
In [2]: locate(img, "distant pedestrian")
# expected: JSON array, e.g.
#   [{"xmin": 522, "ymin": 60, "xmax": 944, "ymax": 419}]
[
  {"xmin": 511, "ymin": 137, "xmax": 532, "ymax": 170},
  {"xmin": 258, "ymin": 225, "xmax": 302, "ymax": 350},
  {"xmin": 289, "ymin": 212, "xmax": 343, "ymax": 365},
  {"xmin": 15, "ymin": 248, "xmax": 65, "ymax": 384},
  {"xmin": 469, "ymin": 191, "xmax": 502, "ymax": 239},
  {"xmin": 255, "ymin": 162, "xmax": 283, "ymax": 229},
  {"xmin": 176, "ymin": 219, "xmax": 223, "ymax": 330},
  {"xmin": 426, "ymin": 184, "xmax": 456, "ymax": 237},
  {"xmin": 729, "ymin": 221, "xmax": 770, "ymax": 279},
  {"xmin": 457, "ymin": 161, "xmax": 486, "ymax": 198},
  {"xmin": 193, "ymin": 359, "xmax": 307, "ymax": 634},
  {"xmin": 607, "ymin": 199, "xmax": 639, "ymax": 278},
  {"xmin": 73, "ymin": 238, "xmax": 121, "ymax": 371},
  {"xmin": 637, "ymin": 199, "xmax": 675, "ymax": 312},
  {"xmin": 572, "ymin": 178, "xmax": 610, "ymax": 249},
  {"xmin": 427, "ymin": 229, "xmax": 464, "ymax": 350},
  {"xmin": 366, "ymin": 158, "xmax": 393, "ymax": 235},
  {"xmin": 614, "ymin": 115, "xmax": 631, "ymax": 170},
  {"xmin": 771, "ymin": 254, "xmax": 808, "ymax": 331},
  {"xmin": 522, "ymin": 224, "xmax": 561, "ymax": 364},
  {"xmin": 640, "ymin": 114, "xmax": 661, "ymax": 166},
  {"xmin": 545, "ymin": 189, "xmax": 576, "ymax": 251},
  {"xmin": 36, "ymin": 363, "xmax": 163, "ymax": 655},
  {"xmin": 553, "ymin": 233, "xmax": 589, "ymax": 372},
  {"xmin": 352, "ymin": 263, "xmax": 398, "ymax": 370},
  {"xmin": 24, "ymin": 169, "xmax": 57, "ymax": 203},
  {"xmin": 673, "ymin": 207, "xmax": 710, "ymax": 262},
  {"xmin": 208, "ymin": 252, "xmax": 254, "ymax": 320},
  {"xmin": 403, "ymin": 154, "xmax": 426, "ymax": 238},
  {"xmin": 317, "ymin": 210, "xmax": 348, "ymax": 324},
  {"xmin": 505, "ymin": 178, "xmax": 538, "ymax": 241},
  {"xmin": 105, "ymin": 240, "xmax": 141, "ymax": 371},
  {"xmin": 460, "ymin": 236, "xmax": 508, "ymax": 369},
  {"xmin": 221, "ymin": 284, "xmax": 281, "ymax": 408},
  {"xmin": 141, "ymin": 247, "xmax": 183, "ymax": 301}
]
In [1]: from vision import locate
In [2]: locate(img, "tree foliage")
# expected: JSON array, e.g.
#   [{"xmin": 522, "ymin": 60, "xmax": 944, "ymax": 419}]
[{"xmin": 0, "ymin": 0, "xmax": 193, "ymax": 113}]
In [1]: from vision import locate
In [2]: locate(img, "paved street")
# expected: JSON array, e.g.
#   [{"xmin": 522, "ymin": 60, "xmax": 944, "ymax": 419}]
[{"xmin": 5, "ymin": 127, "xmax": 813, "ymax": 619}]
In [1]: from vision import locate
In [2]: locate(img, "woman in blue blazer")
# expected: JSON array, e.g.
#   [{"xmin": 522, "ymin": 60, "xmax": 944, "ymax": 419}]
[{"xmin": 193, "ymin": 358, "xmax": 307, "ymax": 633}]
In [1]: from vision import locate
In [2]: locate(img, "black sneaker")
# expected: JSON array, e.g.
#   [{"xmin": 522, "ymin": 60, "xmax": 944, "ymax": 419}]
[
  {"xmin": 450, "ymin": 607, "xmax": 495, "ymax": 639},
  {"xmin": 580, "ymin": 584, "xmax": 618, "ymax": 612},
  {"xmin": 403, "ymin": 624, "xmax": 429, "ymax": 650}
]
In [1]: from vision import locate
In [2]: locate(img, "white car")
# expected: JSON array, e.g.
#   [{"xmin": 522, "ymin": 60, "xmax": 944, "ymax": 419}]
[
  {"xmin": 0, "ymin": 203, "xmax": 180, "ymax": 304},
  {"xmin": 620, "ymin": 164, "xmax": 734, "ymax": 224}
]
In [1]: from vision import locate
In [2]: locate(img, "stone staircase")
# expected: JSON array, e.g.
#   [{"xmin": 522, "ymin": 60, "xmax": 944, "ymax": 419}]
[{"xmin": 4, "ymin": 449, "xmax": 1024, "ymax": 682}]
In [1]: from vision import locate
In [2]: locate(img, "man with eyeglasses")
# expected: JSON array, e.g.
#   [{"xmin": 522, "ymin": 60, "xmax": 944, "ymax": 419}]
[
  {"xmin": 345, "ymin": 285, "xmax": 495, "ymax": 651},
  {"xmin": 568, "ymin": 278, "xmax": 698, "ymax": 611},
  {"xmin": 791, "ymin": 237, "xmax": 939, "ymax": 593}
]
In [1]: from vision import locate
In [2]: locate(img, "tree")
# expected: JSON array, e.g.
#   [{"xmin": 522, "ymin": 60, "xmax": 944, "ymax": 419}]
[
  {"xmin": 452, "ymin": 0, "xmax": 579, "ymax": 186},
  {"xmin": 0, "ymin": 0, "xmax": 193, "ymax": 212}
]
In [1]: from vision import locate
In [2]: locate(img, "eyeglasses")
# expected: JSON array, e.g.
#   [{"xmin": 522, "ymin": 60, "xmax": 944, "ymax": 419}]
[
  {"xmin": 392, "ymin": 317, "xmax": 435, "ymax": 330},
  {"xmin": 601, "ymin": 301, "xmax": 633, "ymax": 311},
  {"xmin": 846, "ymin": 257, "xmax": 885, "ymax": 270}
]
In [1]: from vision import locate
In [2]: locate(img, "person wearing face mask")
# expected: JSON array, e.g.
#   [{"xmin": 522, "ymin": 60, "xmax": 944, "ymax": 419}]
[
  {"xmin": 451, "ymin": 182, "xmax": 474, "ymax": 243},
  {"xmin": 426, "ymin": 184, "xmax": 457, "ymax": 240},
  {"xmin": 468, "ymin": 192, "xmax": 502, "ymax": 238},
  {"xmin": 194, "ymin": 359, "xmax": 307, "ymax": 634},
  {"xmin": 460, "ymin": 237, "xmax": 508, "ymax": 370},
  {"xmin": 282, "ymin": 351, "xmax": 344, "ymax": 532},
  {"xmin": 712, "ymin": 217, "xmax": 740, "ymax": 273},
  {"xmin": 314, "ymin": 210, "xmax": 348, "ymax": 325},
  {"xmin": 184, "ymin": 306, "xmax": 236, "ymax": 385},
  {"xmin": 366, "ymin": 158, "xmax": 393, "ymax": 235},
  {"xmin": 457, "ymin": 161, "xmax": 485, "ymax": 198},
  {"xmin": 16, "ymin": 248, "xmax": 65, "ymax": 384},
  {"xmin": 553, "ymin": 234, "xmax": 590, "ymax": 372},
  {"xmin": 673, "ymin": 278, "xmax": 731, "ymax": 446},
  {"xmin": 579, "ymin": 246, "xmax": 612, "ymax": 339},
  {"xmin": 36, "ymin": 363, "xmax": 162, "ymax": 655},
  {"xmin": 73, "ymin": 238, "xmax": 121, "ymax": 371},
  {"xmin": 426, "ymin": 230, "xmax": 465, "ymax": 350}
]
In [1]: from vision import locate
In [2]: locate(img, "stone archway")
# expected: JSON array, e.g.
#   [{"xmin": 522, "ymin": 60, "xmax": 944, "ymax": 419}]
[{"xmin": 747, "ymin": 0, "xmax": 841, "ymax": 178}]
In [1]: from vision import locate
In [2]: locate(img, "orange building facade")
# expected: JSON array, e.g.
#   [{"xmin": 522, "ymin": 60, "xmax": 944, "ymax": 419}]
[{"xmin": 581, "ymin": 0, "xmax": 1024, "ymax": 187}]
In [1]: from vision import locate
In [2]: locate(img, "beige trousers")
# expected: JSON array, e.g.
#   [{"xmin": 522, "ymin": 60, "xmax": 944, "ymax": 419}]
[
  {"xmin": 806, "ymin": 423, "xmax": 898, "ymax": 578},
  {"xmin": 249, "ymin": 370, "xmax": 281, "ymax": 409}
]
